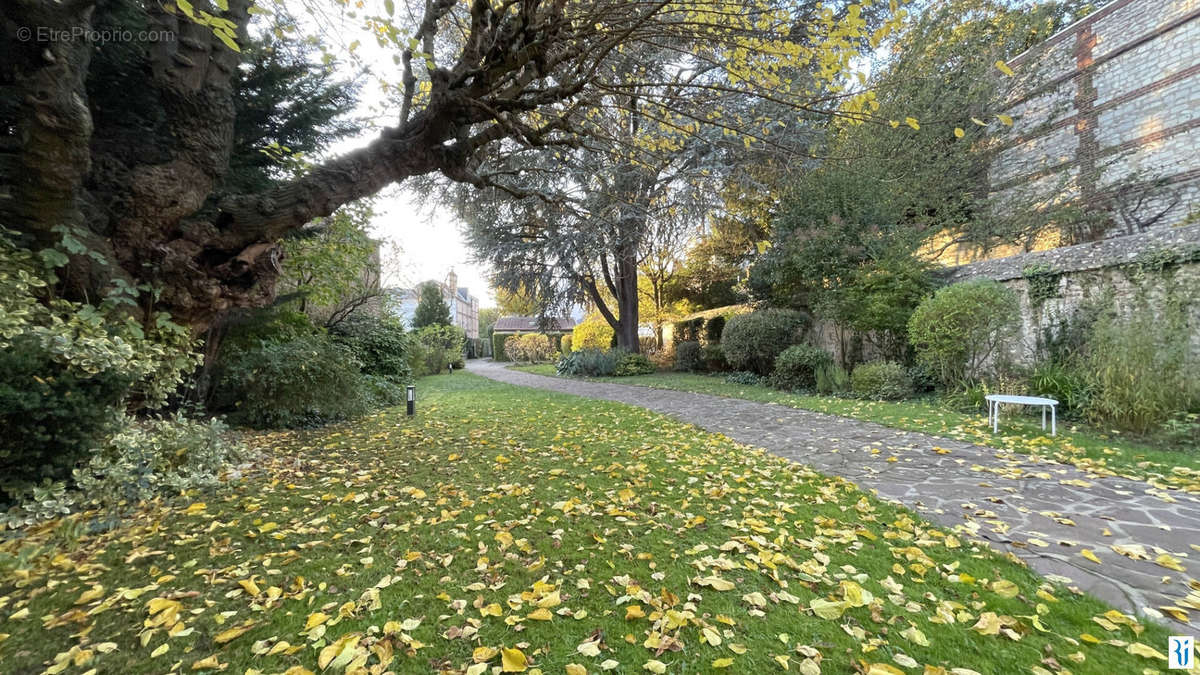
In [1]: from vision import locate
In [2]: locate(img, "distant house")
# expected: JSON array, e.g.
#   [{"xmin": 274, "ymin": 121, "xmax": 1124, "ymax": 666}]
[
  {"xmin": 391, "ymin": 269, "xmax": 481, "ymax": 339},
  {"xmin": 492, "ymin": 316, "xmax": 576, "ymax": 338}
]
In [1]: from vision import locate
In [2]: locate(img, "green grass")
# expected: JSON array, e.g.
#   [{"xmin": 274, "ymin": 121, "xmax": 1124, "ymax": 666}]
[
  {"xmin": 510, "ymin": 365, "xmax": 1200, "ymax": 487},
  {"xmin": 0, "ymin": 374, "xmax": 1174, "ymax": 674}
]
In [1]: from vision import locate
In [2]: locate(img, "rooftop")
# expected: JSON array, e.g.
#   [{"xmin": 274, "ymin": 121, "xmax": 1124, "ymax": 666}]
[{"xmin": 493, "ymin": 316, "xmax": 576, "ymax": 332}]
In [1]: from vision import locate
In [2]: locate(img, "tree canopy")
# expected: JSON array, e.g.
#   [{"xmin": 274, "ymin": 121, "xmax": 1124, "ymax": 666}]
[
  {"xmin": 4, "ymin": 0, "xmax": 914, "ymax": 332},
  {"xmin": 412, "ymin": 281, "xmax": 451, "ymax": 329}
]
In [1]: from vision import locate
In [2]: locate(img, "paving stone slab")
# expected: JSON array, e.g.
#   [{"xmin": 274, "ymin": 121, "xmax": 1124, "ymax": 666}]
[{"xmin": 468, "ymin": 360, "xmax": 1200, "ymax": 627}]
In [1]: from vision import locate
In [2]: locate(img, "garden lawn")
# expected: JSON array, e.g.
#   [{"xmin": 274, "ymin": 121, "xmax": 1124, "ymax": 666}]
[
  {"xmin": 511, "ymin": 365, "xmax": 1200, "ymax": 489},
  {"xmin": 0, "ymin": 373, "xmax": 1175, "ymax": 674}
]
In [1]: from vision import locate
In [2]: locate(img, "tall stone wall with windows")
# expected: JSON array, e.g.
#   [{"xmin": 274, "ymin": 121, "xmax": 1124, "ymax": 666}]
[{"xmin": 989, "ymin": 0, "xmax": 1200, "ymax": 243}]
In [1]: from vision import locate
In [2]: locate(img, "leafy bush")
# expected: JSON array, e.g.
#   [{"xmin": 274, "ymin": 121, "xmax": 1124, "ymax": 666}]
[
  {"xmin": 614, "ymin": 352, "xmax": 655, "ymax": 376},
  {"xmin": 505, "ymin": 333, "xmax": 554, "ymax": 363},
  {"xmin": 1080, "ymin": 306, "xmax": 1200, "ymax": 434},
  {"xmin": 1, "ymin": 234, "xmax": 199, "ymax": 493},
  {"xmin": 1, "ymin": 337, "xmax": 131, "ymax": 490},
  {"xmin": 638, "ymin": 336, "xmax": 658, "ymax": 354},
  {"xmin": 816, "ymin": 362, "xmax": 850, "ymax": 394},
  {"xmin": 768, "ymin": 344, "xmax": 833, "ymax": 391},
  {"xmin": 908, "ymin": 280, "xmax": 1019, "ymax": 386},
  {"xmin": 722, "ymin": 309, "xmax": 809, "ymax": 375},
  {"xmin": 213, "ymin": 334, "xmax": 372, "ymax": 428},
  {"xmin": 701, "ymin": 344, "xmax": 727, "ymax": 372},
  {"xmin": 674, "ymin": 341, "xmax": 703, "ymax": 372},
  {"xmin": 705, "ymin": 316, "xmax": 726, "ymax": 343},
  {"xmin": 724, "ymin": 371, "xmax": 762, "ymax": 385},
  {"xmin": 411, "ymin": 324, "xmax": 466, "ymax": 375},
  {"xmin": 560, "ymin": 334, "xmax": 573, "ymax": 353},
  {"xmin": 906, "ymin": 362, "xmax": 938, "ymax": 394},
  {"xmin": 78, "ymin": 416, "xmax": 244, "ymax": 511},
  {"xmin": 556, "ymin": 348, "xmax": 618, "ymax": 377},
  {"xmin": 409, "ymin": 340, "xmax": 449, "ymax": 376},
  {"xmin": 361, "ymin": 374, "xmax": 408, "ymax": 409},
  {"xmin": 329, "ymin": 315, "xmax": 412, "ymax": 383},
  {"xmin": 572, "ymin": 315, "xmax": 614, "ymax": 351},
  {"xmin": 836, "ymin": 255, "xmax": 936, "ymax": 360},
  {"xmin": 850, "ymin": 361, "xmax": 914, "ymax": 400},
  {"xmin": 3, "ymin": 415, "xmax": 247, "ymax": 528}
]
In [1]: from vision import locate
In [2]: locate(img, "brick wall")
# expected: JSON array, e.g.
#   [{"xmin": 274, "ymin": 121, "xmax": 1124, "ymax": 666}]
[{"xmin": 990, "ymin": 0, "xmax": 1200, "ymax": 240}]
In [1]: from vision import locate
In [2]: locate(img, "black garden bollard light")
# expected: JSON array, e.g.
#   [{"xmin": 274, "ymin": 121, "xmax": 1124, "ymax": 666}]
[{"xmin": 406, "ymin": 385, "xmax": 415, "ymax": 416}]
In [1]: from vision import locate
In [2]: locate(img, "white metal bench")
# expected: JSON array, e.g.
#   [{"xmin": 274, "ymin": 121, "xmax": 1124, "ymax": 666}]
[{"xmin": 985, "ymin": 394, "xmax": 1059, "ymax": 436}]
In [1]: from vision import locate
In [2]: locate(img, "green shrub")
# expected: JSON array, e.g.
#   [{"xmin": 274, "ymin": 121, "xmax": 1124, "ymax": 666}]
[
  {"xmin": 837, "ymin": 255, "xmax": 936, "ymax": 360},
  {"xmin": 722, "ymin": 309, "xmax": 809, "ymax": 375},
  {"xmin": 851, "ymin": 361, "xmax": 914, "ymax": 400},
  {"xmin": 409, "ymin": 340, "xmax": 448, "ymax": 376},
  {"xmin": 411, "ymin": 324, "xmax": 466, "ymax": 375},
  {"xmin": 329, "ymin": 315, "xmax": 413, "ymax": 383},
  {"xmin": 556, "ymin": 348, "xmax": 618, "ymax": 377},
  {"xmin": 3, "ymin": 415, "xmax": 247, "ymax": 528},
  {"xmin": 705, "ymin": 316, "xmax": 726, "ymax": 343},
  {"xmin": 674, "ymin": 341, "xmax": 703, "ymax": 372},
  {"xmin": 768, "ymin": 344, "xmax": 833, "ymax": 391},
  {"xmin": 492, "ymin": 331, "xmax": 509, "ymax": 361},
  {"xmin": 76, "ymin": 416, "xmax": 245, "ymax": 512},
  {"xmin": 816, "ymin": 361, "xmax": 850, "ymax": 394},
  {"xmin": 1, "ymin": 235, "xmax": 199, "ymax": 494},
  {"xmin": 701, "ymin": 344, "xmax": 728, "ymax": 372},
  {"xmin": 906, "ymin": 362, "xmax": 938, "ymax": 394},
  {"xmin": 614, "ymin": 352, "xmax": 655, "ymax": 376},
  {"xmin": 1080, "ymin": 306, "xmax": 1200, "ymax": 434},
  {"xmin": 505, "ymin": 333, "xmax": 555, "ymax": 363},
  {"xmin": 907, "ymin": 280, "xmax": 1019, "ymax": 386},
  {"xmin": 724, "ymin": 371, "xmax": 762, "ymax": 385},
  {"xmin": 572, "ymin": 316, "xmax": 614, "ymax": 351},
  {"xmin": 213, "ymin": 334, "xmax": 372, "ymax": 428},
  {"xmin": 1, "ymin": 337, "xmax": 131, "ymax": 490},
  {"xmin": 560, "ymin": 334, "xmax": 573, "ymax": 352},
  {"xmin": 361, "ymin": 374, "xmax": 408, "ymax": 409}
]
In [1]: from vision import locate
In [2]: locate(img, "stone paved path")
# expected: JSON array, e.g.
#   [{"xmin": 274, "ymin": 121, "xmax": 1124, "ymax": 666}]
[{"xmin": 468, "ymin": 359, "xmax": 1200, "ymax": 627}]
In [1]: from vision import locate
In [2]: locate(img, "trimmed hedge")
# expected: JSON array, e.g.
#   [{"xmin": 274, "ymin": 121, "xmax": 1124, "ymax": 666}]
[
  {"xmin": 722, "ymin": 309, "xmax": 809, "ymax": 375},
  {"xmin": 704, "ymin": 316, "xmax": 726, "ymax": 343},
  {"xmin": 851, "ymin": 361, "xmax": 914, "ymax": 400},
  {"xmin": 492, "ymin": 331, "xmax": 509, "ymax": 361},
  {"xmin": 674, "ymin": 341, "xmax": 703, "ymax": 372}
]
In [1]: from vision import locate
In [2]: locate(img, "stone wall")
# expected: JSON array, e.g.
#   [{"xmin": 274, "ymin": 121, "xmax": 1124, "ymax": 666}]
[
  {"xmin": 991, "ymin": 0, "xmax": 1200, "ymax": 240},
  {"xmin": 943, "ymin": 224, "xmax": 1200, "ymax": 363}
]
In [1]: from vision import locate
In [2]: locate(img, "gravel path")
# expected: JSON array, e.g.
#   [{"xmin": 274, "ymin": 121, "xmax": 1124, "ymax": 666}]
[{"xmin": 468, "ymin": 359, "xmax": 1200, "ymax": 627}]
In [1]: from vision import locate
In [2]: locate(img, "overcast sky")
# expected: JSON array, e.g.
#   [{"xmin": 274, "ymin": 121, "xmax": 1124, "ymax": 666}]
[{"xmin": 368, "ymin": 185, "xmax": 496, "ymax": 307}]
